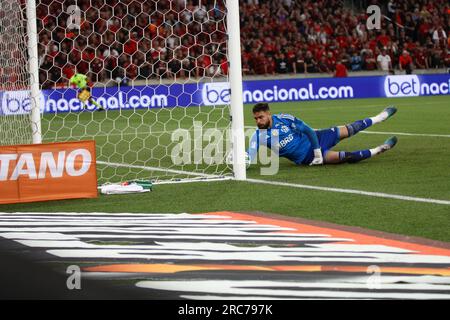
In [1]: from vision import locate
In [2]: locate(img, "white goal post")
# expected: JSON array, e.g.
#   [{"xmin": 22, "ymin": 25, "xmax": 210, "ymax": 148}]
[
  {"xmin": 0, "ymin": 0, "xmax": 247, "ymax": 184},
  {"xmin": 26, "ymin": 0, "xmax": 42, "ymax": 144}
]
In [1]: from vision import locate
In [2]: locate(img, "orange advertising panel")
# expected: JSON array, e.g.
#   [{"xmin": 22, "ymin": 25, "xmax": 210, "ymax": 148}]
[{"xmin": 0, "ymin": 140, "xmax": 98, "ymax": 204}]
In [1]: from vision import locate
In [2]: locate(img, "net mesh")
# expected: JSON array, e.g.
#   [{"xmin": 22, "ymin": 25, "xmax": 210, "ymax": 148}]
[
  {"xmin": 3, "ymin": 0, "xmax": 234, "ymax": 183},
  {"xmin": 0, "ymin": 0, "xmax": 33, "ymax": 146}
]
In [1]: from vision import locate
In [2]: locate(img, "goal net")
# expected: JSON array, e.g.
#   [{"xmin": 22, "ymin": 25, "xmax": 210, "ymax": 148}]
[
  {"xmin": 1, "ymin": 0, "xmax": 246, "ymax": 184},
  {"xmin": 0, "ymin": 0, "xmax": 35, "ymax": 146}
]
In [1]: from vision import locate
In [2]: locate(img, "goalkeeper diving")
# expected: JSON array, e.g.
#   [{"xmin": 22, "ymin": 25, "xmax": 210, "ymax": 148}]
[
  {"xmin": 69, "ymin": 73, "xmax": 104, "ymax": 111},
  {"xmin": 245, "ymin": 102, "xmax": 398, "ymax": 167}
]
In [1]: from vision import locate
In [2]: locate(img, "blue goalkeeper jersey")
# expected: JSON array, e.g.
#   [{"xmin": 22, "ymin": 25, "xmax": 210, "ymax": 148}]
[{"xmin": 247, "ymin": 113, "xmax": 320, "ymax": 165}]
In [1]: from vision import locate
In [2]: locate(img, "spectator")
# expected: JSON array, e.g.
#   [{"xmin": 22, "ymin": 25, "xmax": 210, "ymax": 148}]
[
  {"xmin": 292, "ymin": 52, "xmax": 305, "ymax": 74},
  {"xmin": 377, "ymin": 30, "xmax": 391, "ymax": 48},
  {"xmin": 275, "ymin": 53, "xmax": 289, "ymax": 74},
  {"xmin": 433, "ymin": 26, "xmax": 448, "ymax": 46},
  {"xmin": 363, "ymin": 51, "xmax": 377, "ymax": 71},
  {"xmin": 325, "ymin": 52, "xmax": 336, "ymax": 71},
  {"xmin": 430, "ymin": 46, "xmax": 444, "ymax": 68},
  {"xmin": 403, "ymin": 15, "xmax": 417, "ymax": 40},
  {"xmin": 399, "ymin": 50, "xmax": 413, "ymax": 74},
  {"xmin": 318, "ymin": 56, "xmax": 331, "ymax": 73},
  {"xmin": 264, "ymin": 56, "xmax": 276, "ymax": 75},
  {"xmin": 444, "ymin": 49, "xmax": 450, "ymax": 67},
  {"xmin": 304, "ymin": 51, "xmax": 317, "ymax": 74},
  {"xmin": 350, "ymin": 52, "xmax": 362, "ymax": 71},
  {"xmin": 334, "ymin": 60, "xmax": 348, "ymax": 77},
  {"xmin": 414, "ymin": 47, "xmax": 429, "ymax": 69},
  {"xmin": 377, "ymin": 48, "xmax": 393, "ymax": 72}
]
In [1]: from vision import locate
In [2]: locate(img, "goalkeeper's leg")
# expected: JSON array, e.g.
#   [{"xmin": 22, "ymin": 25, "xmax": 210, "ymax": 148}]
[
  {"xmin": 88, "ymin": 97, "xmax": 104, "ymax": 111},
  {"xmin": 337, "ymin": 106, "xmax": 397, "ymax": 141},
  {"xmin": 80, "ymin": 101, "xmax": 88, "ymax": 109},
  {"xmin": 324, "ymin": 136, "xmax": 398, "ymax": 164}
]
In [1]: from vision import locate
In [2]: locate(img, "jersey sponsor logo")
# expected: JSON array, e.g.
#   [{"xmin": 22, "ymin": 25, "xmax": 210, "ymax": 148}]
[
  {"xmin": 0, "ymin": 140, "xmax": 97, "ymax": 204},
  {"xmin": 278, "ymin": 134, "xmax": 294, "ymax": 148},
  {"xmin": 281, "ymin": 125, "xmax": 289, "ymax": 133}
]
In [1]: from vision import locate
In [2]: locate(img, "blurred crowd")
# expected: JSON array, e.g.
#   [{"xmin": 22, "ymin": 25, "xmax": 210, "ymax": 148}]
[
  {"xmin": 30, "ymin": 0, "xmax": 450, "ymax": 88},
  {"xmin": 240, "ymin": 0, "xmax": 449, "ymax": 76},
  {"xmin": 37, "ymin": 0, "xmax": 229, "ymax": 88}
]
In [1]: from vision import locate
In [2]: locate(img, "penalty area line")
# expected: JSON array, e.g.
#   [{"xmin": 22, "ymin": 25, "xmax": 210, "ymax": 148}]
[{"xmin": 246, "ymin": 178, "xmax": 450, "ymax": 206}]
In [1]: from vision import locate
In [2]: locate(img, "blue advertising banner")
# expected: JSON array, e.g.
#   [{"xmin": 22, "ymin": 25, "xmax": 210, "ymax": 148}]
[{"xmin": 1, "ymin": 74, "xmax": 449, "ymax": 115}]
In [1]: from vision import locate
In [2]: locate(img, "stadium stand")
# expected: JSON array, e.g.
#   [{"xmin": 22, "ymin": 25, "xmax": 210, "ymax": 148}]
[{"xmin": 33, "ymin": 0, "xmax": 449, "ymax": 88}]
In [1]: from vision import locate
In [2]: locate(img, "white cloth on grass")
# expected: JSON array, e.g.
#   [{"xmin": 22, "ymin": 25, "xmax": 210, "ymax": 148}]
[{"xmin": 100, "ymin": 183, "xmax": 149, "ymax": 195}]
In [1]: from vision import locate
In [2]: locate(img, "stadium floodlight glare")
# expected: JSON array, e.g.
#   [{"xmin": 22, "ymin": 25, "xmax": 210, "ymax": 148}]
[{"xmin": 0, "ymin": 0, "xmax": 247, "ymax": 184}]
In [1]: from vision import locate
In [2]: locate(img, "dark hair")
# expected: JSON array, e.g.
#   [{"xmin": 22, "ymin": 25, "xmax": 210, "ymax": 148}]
[{"xmin": 252, "ymin": 102, "xmax": 270, "ymax": 113}]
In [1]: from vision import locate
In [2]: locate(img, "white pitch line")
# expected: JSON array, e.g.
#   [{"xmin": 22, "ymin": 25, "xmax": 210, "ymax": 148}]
[
  {"xmin": 96, "ymin": 160, "xmax": 225, "ymax": 180},
  {"xmin": 361, "ymin": 131, "xmax": 450, "ymax": 138},
  {"xmin": 244, "ymin": 126, "xmax": 450, "ymax": 138},
  {"xmin": 96, "ymin": 161, "xmax": 450, "ymax": 205},
  {"xmin": 246, "ymin": 178, "xmax": 450, "ymax": 206}
]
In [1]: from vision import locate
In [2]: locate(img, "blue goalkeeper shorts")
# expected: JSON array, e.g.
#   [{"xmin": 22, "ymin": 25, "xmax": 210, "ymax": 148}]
[{"xmin": 302, "ymin": 127, "xmax": 340, "ymax": 164}]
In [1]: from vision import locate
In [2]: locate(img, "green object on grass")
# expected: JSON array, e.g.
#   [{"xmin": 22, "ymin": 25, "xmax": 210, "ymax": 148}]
[{"xmin": 127, "ymin": 180, "xmax": 153, "ymax": 191}]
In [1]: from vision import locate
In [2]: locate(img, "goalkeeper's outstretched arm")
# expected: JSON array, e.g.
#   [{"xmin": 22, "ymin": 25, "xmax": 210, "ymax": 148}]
[{"xmin": 292, "ymin": 118, "xmax": 323, "ymax": 165}]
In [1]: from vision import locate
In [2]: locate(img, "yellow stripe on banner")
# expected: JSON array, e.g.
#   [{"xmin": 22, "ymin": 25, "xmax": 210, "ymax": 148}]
[{"xmin": 83, "ymin": 264, "xmax": 450, "ymax": 276}]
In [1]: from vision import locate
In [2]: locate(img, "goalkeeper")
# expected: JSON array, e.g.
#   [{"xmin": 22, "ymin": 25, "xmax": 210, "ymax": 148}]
[
  {"xmin": 247, "ymin": 103, "xmax": 398, "ymax": 166},
  {"xmin": 69, "ymin": 73, "xmax": 104, "ymax": 111}
]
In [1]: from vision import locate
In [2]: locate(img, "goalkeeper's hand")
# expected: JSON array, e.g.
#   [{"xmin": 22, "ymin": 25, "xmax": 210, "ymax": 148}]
[{"xmin": 309, "ymin": 148, "xmax": 323, "ymax": 166}]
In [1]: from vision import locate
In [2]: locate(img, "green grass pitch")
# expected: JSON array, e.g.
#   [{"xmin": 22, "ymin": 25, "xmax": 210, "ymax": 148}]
[{"xmin": 1, "ymin": 95, "xmax": 449, "ymax": 242}]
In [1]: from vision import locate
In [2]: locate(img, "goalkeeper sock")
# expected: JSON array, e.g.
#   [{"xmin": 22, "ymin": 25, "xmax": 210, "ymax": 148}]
[
  {"xmin": 339, "ymin": 150, "xmax": 372, "ymax": 163},
  {"xmin": 345, "ymin": 119, "xmax": 372, "ymax": 137}
]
